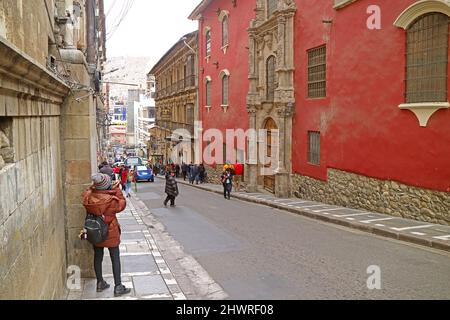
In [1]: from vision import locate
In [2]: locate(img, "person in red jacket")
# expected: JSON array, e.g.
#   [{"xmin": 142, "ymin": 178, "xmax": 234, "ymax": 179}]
[{"xmin": 82, "ymin": 173, "xmax": 131, "ymax": 297}]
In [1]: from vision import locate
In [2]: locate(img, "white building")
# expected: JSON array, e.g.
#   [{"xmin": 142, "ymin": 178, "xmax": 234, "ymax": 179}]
[{"xmin": 133, "ymin": 82, "xmax": 156, "ymax": 158}]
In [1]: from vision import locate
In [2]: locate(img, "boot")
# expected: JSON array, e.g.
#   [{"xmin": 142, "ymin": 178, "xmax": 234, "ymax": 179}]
[
  {"xmin": 96, "ymin": 280, "xmax": 110, "ymax": 292},
  {"xmin": 114, "ymin": 284, "xmax": 131, "ymax": 297}
]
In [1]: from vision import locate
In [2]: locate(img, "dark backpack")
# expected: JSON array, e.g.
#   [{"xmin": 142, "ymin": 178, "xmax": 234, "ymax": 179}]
[{"xmin": 84, "ymin": 214, "xmax": 109, "ymax": 245}]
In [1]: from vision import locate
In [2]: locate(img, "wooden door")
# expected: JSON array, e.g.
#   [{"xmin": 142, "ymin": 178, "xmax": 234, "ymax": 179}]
[{"xmin": 263, "ymin": 118, "xmax": 277, "ymax": 193}]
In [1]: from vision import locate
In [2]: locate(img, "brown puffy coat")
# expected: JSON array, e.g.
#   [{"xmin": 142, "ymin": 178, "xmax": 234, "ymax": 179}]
[{"xmin": 82, "ymin": 186, "xmax": 127, "ymax": 248}]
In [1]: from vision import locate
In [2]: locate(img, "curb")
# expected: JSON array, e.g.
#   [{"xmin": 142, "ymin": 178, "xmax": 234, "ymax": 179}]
[{"xmin": 166, "ymin": 177, "xmax": 450, "ymax": 254}]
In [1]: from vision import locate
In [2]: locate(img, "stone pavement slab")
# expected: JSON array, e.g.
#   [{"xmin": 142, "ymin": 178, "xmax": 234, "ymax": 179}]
[{"xmin": 173, "ymin": 177, "xmax": 450, "ymax": 253}]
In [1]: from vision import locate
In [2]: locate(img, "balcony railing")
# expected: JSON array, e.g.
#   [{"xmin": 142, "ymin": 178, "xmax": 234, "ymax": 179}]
[{"xmin": 156, "ymin": 76, "xmax": 197, "ymax": 99}]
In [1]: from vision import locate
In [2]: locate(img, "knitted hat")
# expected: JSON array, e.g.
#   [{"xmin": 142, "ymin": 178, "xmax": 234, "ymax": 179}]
[{"xmin": 92, "ymin": 173, "xmax": 112, "ymax": 190}]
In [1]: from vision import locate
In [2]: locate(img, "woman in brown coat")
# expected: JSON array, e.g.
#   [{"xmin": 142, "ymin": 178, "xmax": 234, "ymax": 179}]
[{"xmin": 82, "ymin": 173, "xmax": 131, "ymax": 297}]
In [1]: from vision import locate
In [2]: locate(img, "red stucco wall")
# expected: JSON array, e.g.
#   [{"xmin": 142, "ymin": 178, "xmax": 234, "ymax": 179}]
[
  {"xmin": 197, "ymin": 0, "xmax": 255, "ymax": 164},
  {"xmin": 292, "ymin": 0, "xmax": 450, "ymax": 192}
]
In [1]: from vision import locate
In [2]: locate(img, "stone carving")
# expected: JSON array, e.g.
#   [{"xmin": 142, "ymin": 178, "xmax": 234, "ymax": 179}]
[{"xmin": 0, "ymin": 129, "xmax": 10, "ymax": 148}]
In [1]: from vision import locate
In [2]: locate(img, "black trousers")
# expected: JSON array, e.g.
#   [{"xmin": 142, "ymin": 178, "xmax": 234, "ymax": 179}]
[
  {"xmin": 223, "ymin": 184, "xmax": 232, "ymax": 199},
  {"xmin": 94, "ymin": 246, "xmax": 121, "ymax": 286},
  {"xmin": 164, "ymin": 195, "xmax": 175, "ymax": 206}
]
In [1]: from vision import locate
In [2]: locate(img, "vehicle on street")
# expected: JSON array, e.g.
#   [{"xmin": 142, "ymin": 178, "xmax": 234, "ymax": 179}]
[
  {"xmin": 134, "ymin": 165, "xmax": 154, "ymax": 182},
  {"xmin": 125, "ymin": 156, "xmax": 143, "ymax": 167}
]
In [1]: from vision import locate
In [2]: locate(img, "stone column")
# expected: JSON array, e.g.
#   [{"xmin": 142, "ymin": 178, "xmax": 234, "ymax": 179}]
[{"xmin": 61, "ymin": 64, "xmax": 98, "ymax": 278}]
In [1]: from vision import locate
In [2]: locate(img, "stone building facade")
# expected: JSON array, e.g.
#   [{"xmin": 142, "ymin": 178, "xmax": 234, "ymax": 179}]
[
  {"xmin": 149, "ymin": 31, "xmax": 198, "ymax": 165},
  {"xmin": 0, "ymin": 0, "xmax": 106, "ymax": 299},
  {"xmin": 246, "ymin": 0, "xmax": 296, "ymax": 197}
]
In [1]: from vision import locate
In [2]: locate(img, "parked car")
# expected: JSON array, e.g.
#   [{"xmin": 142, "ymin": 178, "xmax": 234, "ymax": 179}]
[{"xmin": 134, "ymin": 165, "xmax": 154, "ymax": 182}]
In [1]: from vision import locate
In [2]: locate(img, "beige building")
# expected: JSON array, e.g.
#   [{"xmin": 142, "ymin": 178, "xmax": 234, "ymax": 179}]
[
  {"xmin": 148, "ymin": 31, "xmax": 198, "ymax": 165},
  {"xmin": 0, "ymin": 0, "xmax": 106, "ymax": 299}
]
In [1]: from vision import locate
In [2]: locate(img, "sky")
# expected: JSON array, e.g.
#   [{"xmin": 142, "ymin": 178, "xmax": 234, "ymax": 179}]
[{"xmin": 104, "ymin": 0, "xmax": 199, "ymax": 67}]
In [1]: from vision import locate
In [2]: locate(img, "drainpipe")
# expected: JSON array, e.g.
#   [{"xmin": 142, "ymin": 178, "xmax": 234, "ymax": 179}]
[{"xmin": 86, "ymin": 0, "xmax": 96, "ymax": 67}]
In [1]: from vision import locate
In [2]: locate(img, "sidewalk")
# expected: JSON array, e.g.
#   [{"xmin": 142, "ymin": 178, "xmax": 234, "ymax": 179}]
[
  {"xmin": 175, "ymin": 178, "xmax": 450, "ymax": 253},
  {"xmin": 67, "ymin": 198, "xmax": 187, "ymax": 300}
]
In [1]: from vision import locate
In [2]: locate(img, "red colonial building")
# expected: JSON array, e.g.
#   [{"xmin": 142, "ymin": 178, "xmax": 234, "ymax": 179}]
[
  {"xmin": 189, "ymin": 0, "xmax": 256, "ymax": 181},
  {"xmin": 189, "ymin": 0, "xmax": 450, "ymax": 225}
]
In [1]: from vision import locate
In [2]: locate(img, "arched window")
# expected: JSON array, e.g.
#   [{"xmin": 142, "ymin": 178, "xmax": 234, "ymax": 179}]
[
  {"xmin": 222, "ymin": 75, "xmax": 229, "ymax": 105},
  {"xmin": 206, "ymin": 30, "xmax": 212, "ymax": 56},
  {"xmin": 222, "ymin": 16, "xmax": 229, "ymax": 47},
  {"xmin": 267, "ymin": 0, "xmax": 277, "ymax": 18},
  {"xmin": 406, "ymin": 13, "xmax": 449, "ymax": 103},
  {"xmin": 266, "ymin": 56, "xmax": 277, "ymax": 101},
  {"xmin": 206, "ymin": 79, "xmax": 211, "ymax": 106}
]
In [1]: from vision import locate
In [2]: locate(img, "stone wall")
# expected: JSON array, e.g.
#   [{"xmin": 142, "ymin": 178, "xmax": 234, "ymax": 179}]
[
  {"xmin": 292, "ymin": 169, "xmax": 450, "ymax": 225},
  {"xmin": 0, "ymin": 116, "xmax": 67, "ymax": 299},
  {"xmin": 205, "ymin": 165, "xmax": 224, "ymax": 185}
]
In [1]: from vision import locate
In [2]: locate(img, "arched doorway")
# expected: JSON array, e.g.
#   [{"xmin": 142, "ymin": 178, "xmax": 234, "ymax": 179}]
[{"xmin": 263, "ymin": 118, "xmax": 277, "ymax": 193}]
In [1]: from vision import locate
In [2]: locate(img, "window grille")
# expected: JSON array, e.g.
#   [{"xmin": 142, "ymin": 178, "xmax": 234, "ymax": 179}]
[
  {"xmin": 308, "ymin": 131, "xmax": 320, "ymax": 165},
  {"xmin": 406, "ymin": 13, "xmax": 449, "ymax": 103},
  {"xmin": 222, "ymin": 75, "xmax": 229, "ymax": 105},
  {"xmin": 266, "ymin": 56, "xmax": 277, "ymax": 101},
  {"xmin": 206, "ymin": 30, "xmax": 212, "ymax": 56},
  {"xmin": 206, "ymin": 80, "xmax": 211, "ymax": 106},
  {"xmin": 307, "ymin": 46, "xmax": 326, "ymax": 98},
  {"xmin": 222, "ymin": 16, "xmax": 229, "ymax": 47},
  {"xmin": 267, "ymin": 0, "xmax": 277, "ymax": 17}
]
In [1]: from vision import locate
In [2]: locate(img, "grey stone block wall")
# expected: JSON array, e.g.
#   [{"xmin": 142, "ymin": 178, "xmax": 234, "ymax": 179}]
[
  {"xmin": 0, "ymin": 116, "xmax": 67, "ymax": 299},
  {"xmin": 292, "ymin": 169, "xmax": 450, "ymax": 226}
]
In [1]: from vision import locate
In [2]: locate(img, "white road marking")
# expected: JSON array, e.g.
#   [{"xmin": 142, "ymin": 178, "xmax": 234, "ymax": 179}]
[
  {"xmin": 121, "ymin": 252, "xmax": 152, "ymax": 257},
  {"xmin": 333, "ymin": 212, "xmax": 371, "ymax": 218},
  {"xmin": 410, "ymin": 232, "xmax": 426, "ymax": 236},
  {"xmin": 361, "ymin": 217, "xmax": 394, "ymax": 224},
  {"xmin": 296, "ymin": 204, "xmax": 325, "ymax": 209},
  {"xmin": 313, "ymin": 208, "xmax": 344, "ymax": 213},
  {"xmin": 375, "ymin": 224, "xmax": 385, "ymax": 227},
  {"xmin": 433, "ymin": 235, "xmax": 450, "ymax": 241},
  {"xmin": 346, "ymin": 218, "xmax": 355, "ymax": 221},
  {"xmin": 391, "ymin": 225, "xmax": 434, "ymax": 231}
]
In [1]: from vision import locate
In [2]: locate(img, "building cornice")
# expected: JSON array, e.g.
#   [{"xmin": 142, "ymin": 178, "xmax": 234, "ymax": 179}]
[
  {"xmin": 333, "ymin": 0, "xmax": 359, "ymax": 10},
  {"xmin": 0, "ymin": 36, "xmax": 70, "ymax": 105}
]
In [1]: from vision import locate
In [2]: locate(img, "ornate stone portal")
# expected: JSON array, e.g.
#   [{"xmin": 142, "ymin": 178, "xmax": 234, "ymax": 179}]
[{"xmin": 246, "ymin": 0, "xmax": 296, "ymax": 197}]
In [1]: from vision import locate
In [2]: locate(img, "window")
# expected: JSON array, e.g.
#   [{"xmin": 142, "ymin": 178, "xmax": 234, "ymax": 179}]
[
  {"xmin": 266, "ymin": 56, "xmax": 277, "ymax": 101},
  {"xmin": 267, "ymin": 0, "xmax": 277, "ymax": 17},
  {"xmin": 406, "ymin": 13, "xmax": 449, "ymax": 103},
  {"xmin": 222, "ymin": 16, "xmax": 229, "ymax": 47},
  {"xmin": 222, "ymin": 75, "xmax": 229, "ymax": 105},
  {"xmin": 307, "ymin": 45, "xmax": 327, "ymax": 98},
  {"xmin": 206, "ymin": 80, "xmax": 211, "ymax": 106},
  {"xmin": 206, "ymin": 30, "xmax": 212, "ymax": 56},
  {"xmin": 308, "ymin": 131, "xmax": 320, "ymax": 165}
]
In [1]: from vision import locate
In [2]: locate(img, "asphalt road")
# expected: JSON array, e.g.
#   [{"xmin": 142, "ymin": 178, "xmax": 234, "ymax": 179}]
[{"xmin": 136, "ymin": 178, "xmax": 450, "ymax": 300}]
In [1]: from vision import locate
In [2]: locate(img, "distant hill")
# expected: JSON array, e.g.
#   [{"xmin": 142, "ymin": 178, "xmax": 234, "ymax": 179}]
[{"xmin": 104, "ymin": 56, "xmax": 152, "ymax": 99}]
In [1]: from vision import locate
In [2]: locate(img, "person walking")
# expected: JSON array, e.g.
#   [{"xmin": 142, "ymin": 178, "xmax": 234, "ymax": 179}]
[
  {"xmin": 163, "ymin": 171, "xmax": 179, "ymax": 207},
  {"xmin": 120, "ymin": 165, "xmax": 128, "ymax": 192},
  {"xmin": 100, "ymin": 161, "xmax": 114, "ymax": 180},
  {"xmin": 199, "ymin": 164, "xmax": 206, "ymax": 184},
  {"xmin": 125, "ymin": 168, "xmax": 134, "ymax": 198},
  {"xmin": 175, "ymin": 164, "xmax": 180, "ymax": 178},
  {"xmin": 81, "ymin": 173, "xmax": 131, "ymax": 297},
  {"xmin": 190, "ymin": 164, "xmax": 199, "ymax": 185},
  {"xmin": 181, "ymin": 163, "xmax": 188, "ymax": 181},
  {"xmin": 221, "ymin": 169, "xmax": 233, "ymax": 200}
]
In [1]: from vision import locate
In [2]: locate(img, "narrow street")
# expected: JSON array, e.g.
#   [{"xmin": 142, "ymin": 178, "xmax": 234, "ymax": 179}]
[{"xmin": 134, "ymin": 178, "xmax": 450, "ymax": 300}]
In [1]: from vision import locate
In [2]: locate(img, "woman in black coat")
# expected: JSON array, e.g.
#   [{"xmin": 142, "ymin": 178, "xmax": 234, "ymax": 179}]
[{"xmin": 164, "ymin": 172, "xmax": 179, "ymax": 207}]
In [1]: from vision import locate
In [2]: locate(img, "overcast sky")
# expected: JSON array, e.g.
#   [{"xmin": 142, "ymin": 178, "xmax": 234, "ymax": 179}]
[{"xmin": 104, "ymin": 0, "xmax": 199, "ymax": 67}]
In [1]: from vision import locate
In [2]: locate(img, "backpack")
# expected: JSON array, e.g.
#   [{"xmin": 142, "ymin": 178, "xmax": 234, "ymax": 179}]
[{"xmin": 84, "ymin": 214, "xmax": 109, "ymax": 245}]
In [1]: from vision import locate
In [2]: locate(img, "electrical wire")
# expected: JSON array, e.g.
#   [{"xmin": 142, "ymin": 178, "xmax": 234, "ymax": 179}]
[{"xmin": 106, "ymin": 0, "xmax": 135, "ymax": 41}]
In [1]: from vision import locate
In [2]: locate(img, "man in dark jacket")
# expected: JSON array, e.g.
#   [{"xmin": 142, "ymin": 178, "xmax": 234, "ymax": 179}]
[{"xmin": 164, "ymin": 172, "xmax": 179, "ymax": 207}]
